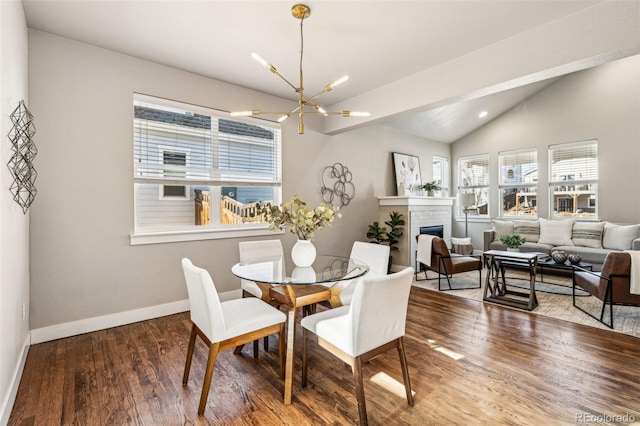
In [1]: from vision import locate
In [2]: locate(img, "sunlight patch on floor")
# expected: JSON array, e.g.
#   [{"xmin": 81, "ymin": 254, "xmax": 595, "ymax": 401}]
[{"xmin": 370, "ymin": 372, "xmax": 416, "ymax": 398}]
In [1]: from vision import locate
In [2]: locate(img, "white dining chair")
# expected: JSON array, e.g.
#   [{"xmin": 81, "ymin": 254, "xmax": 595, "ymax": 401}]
[
  {"xmin": 301, "ymin": 267, "xmax": 415, "ymax": 426},
  {"xmin": 181, "ymin": 258, "xmax": 286, "ymax": 416},
  {"xmin": 327, "ymin": 241, "xmax": 390, "ymax": 307}
]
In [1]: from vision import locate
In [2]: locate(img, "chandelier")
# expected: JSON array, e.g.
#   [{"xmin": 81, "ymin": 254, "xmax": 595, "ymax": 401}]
[{"xmin": 231, "ymin": 4, "xmax": 369, "ymax": 134}]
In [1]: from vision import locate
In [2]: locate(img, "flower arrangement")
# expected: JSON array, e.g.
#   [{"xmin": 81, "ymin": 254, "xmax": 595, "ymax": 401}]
[
  {"xmin": 499, "ymin": 233, "xmax": 527, "ymax": 248},
  {"xmin": 259, "ymin": 195, "xmax": 341, "ymax": 240}
]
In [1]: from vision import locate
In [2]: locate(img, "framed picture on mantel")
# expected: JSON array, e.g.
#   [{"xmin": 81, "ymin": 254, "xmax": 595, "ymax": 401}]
[{"xmin": 392, "ymin": 152, "xmax": 422, "ymax": 196}]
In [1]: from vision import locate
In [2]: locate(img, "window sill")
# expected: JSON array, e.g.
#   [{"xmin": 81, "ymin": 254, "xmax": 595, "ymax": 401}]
[
  {"xmin": 130, "ymin": 226, "xmax": 284, "ymax": 245},
  {"xmin": 455, "ymin": 216, "xmax": 491, "ymax": 223}
]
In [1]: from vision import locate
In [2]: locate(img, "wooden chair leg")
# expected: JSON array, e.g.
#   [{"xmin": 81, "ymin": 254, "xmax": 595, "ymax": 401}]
[
  {"xmin": 397, "ymin": 337, "xmax": 414, "ymax": 407},
  {"xmin": 198, "ymin": 342, "xmax": 220, "ymax": 416},
  {"xmin": 253, "ymin": 340, "xmax": 259, "ymax": 358},
  {"xmin": 263, "ymin": 336, "xmax": 269, "ymax": 352},
  {"xmin": 183, "ymin": 323, "xmax": 197, "ymax": 385},
  {"xmin": 353, "ymin": 356, "xmax": 368, "ymax": 426},
  {"xmin": 301, "ymin": 328, "xmax": 308, "ymax": 387},
  {"xmin": 279, "ymin": 323, "xmax": 286, "ymax": 380}
]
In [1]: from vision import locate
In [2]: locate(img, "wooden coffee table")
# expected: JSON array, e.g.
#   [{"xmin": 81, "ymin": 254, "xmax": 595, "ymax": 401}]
[{"xmin": 483, "ymin": 250, "xmax": 539, "ymax": 311}]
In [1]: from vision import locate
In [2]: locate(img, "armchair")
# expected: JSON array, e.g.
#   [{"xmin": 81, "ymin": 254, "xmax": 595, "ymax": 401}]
[
  {"xmin": 572, "ymin": 251, "xmax": 640, "ymax": 328},
  {"xmin": 416, "ymin": 236, "xmax": 481, "ymax": 291}
]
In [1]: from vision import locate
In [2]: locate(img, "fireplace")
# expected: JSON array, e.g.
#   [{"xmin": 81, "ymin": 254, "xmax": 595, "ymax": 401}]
[
  {"xmin": 419, "ymin": 225, "xmax": 444, "ymax": 238},
  {"xmin": 377, "ymin": 196, "xmax": 454, "ymax": 271}
]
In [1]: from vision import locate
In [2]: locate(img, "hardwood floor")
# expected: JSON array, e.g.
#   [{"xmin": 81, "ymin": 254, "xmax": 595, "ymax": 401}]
[{"xmin": 9, "ymin": 287, "xmax": 640, "ymax": 425}]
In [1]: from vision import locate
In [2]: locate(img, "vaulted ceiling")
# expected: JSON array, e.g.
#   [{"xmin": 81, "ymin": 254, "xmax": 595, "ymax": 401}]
[{"xmin": 21, "ymin": 1, "xmax": 640, "ymax": 142}]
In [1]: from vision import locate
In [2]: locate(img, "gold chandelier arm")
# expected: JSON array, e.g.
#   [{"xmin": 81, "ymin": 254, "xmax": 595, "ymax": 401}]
[{"xmin": 252, "ymin": 52, "xmax": 299, "ymax": 92}]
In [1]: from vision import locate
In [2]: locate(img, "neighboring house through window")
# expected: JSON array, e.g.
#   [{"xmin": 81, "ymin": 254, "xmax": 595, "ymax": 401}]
[
  {"xmin": 549, "ymin": 140, "xmax": 598, "ymax": 219},
  {"xmin": 132, "ymin": 94, "xmax": 282, "ymax": 244},
  {"xmin": 457, "ymin": 154, "xmax": 490, "ymax": 217},
  {"xmin": 498, "ymin": 148, "xmax": 538, "ymax": 217}
]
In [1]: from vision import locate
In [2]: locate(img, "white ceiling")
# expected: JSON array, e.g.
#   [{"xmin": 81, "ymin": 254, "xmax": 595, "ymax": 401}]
[{"xmin": 21, "ymin": 0, "xmax": 618, "ymax": 142}]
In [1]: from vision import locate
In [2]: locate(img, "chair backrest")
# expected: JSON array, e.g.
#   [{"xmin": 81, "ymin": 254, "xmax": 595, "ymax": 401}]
[
  {"xmin": 182, "ymin": 258, "xmax": 225, "ymax": 342},
  {"xmin": 350, "ymin": 241, "xmax": 390, "ymax": 276},
  {"xmin": 601, "ymin": 251, "xmax": 631, "ymax": 278},
  {"xmin": 348, "ymin": 267, "xmax": 414, "ymax": 356},
  {"xmin": 238, "ymin": 240, "xmax": 283, "ymax": 295},
  {"xmin": 432, "ymin": 237, "xmax": 453, "ymax": 270}
]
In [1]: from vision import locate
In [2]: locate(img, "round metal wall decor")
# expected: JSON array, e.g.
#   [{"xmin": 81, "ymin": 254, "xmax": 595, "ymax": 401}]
[{"xmin": 321, "ymin": 163, "xmax": 355, "ymax": 208}]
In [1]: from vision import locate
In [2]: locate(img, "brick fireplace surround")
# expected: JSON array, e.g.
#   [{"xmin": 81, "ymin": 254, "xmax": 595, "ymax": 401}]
[{"xmin": 377, "ymin": 196, "xmax": 455, "ymax": 271}]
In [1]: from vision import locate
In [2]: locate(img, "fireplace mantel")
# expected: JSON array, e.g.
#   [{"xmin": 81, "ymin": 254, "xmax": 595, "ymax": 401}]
[{"xmin": 377, "ymin": 196, "xmax": 454, "ymax": 271}]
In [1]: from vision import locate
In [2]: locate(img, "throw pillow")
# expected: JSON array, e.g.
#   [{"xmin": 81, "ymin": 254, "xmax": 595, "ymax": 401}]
[
  {"xmin": 513, "ymin": 220, "xmax": 540, "ymax": 243},
  {"xmin": 492, "ymin": 220, "xmax": 514, "ymax": 242},
  {"xmin": 572, "ymin": 221, "xmax": 605, "ymax": 248},
  {"xmin": 538, "ymin": 218, "xmax": 575, "ymax": 246},
  {"xmin": 602, "ymin": 222, "xmax": 640, "ymax": 250}
]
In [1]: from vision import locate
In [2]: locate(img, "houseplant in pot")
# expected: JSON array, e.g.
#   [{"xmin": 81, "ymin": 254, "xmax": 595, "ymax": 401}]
[
  {"xmin": 499, "ymin": 233, "xmax": 526, "ymax": 252},
  {"xmin": 421, "ymin": 181, "xmax": 441, "ymax": 196},
  {"xmin": 366, "ymin": 211, "xmax": 405, "ymax": 273},
  {"xmin": 259, "ymin": 195, "xmax": 341, "ymax": 267}
]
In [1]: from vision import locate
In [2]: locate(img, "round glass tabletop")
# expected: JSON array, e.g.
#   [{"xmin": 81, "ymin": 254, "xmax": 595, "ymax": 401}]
[{"xmin": 231, "ymin": 254, "xmax": 369, "ymax": 285}]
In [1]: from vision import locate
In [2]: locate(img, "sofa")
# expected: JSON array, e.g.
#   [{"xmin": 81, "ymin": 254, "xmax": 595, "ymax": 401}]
[{"xmin": 483, "ymin": 219, "xmax": 640, "ymax": 271}]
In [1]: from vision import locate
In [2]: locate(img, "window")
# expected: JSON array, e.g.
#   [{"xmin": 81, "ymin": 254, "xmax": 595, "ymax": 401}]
[
  {"xmin": 132, "ymin": 94, "xmax": 282, "ymax": 244},
  {"xmin": 498, "ymin": 149, "xmax": 537, "ymax": 217},
  {"xmin": 549, "ymin": 140, "xmax": 598, "ymax": 219},
  {"xmin": 433, "ymin": 156, "xmax": 449, "ymax": 196},
  {"xmin": 458, "ymin": 154, "xmax": 490, "ymax": 217}
]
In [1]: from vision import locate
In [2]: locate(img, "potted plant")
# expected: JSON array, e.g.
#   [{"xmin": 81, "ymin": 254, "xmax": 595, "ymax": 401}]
[
  {"xmin": 259, "ymin": 195, "xmax": 341, "ymax": 266},
  {"xmin": 499, "ymin": 233, "xmax": 526, "ymax": 251},
  {"xmin": 366, "ymin": 211, "xmax": 405, "ymax": 273},
  {"xmin": 421, "ymin": 181, "xmax": 441, "ymax": 196}
]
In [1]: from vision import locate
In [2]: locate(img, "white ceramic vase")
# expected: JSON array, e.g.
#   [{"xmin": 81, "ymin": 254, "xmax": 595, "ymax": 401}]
[
  {"xmin": 291, "ymin": 267, "xmax": 316, "ymax": 283},
  {"xmin": 291, "ymin": 239, "xmax": 316, "ymax": 267}
]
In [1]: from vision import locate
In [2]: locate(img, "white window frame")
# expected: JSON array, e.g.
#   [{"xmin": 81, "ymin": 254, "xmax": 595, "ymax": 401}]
[
  {"xmin": 131, "ymin": 94, "xmax": 283, "ymax": 245},
  {"xmin": 548, "ymin": 140, "xmax": 598, "ymax": 220},
  {"xmin": 457, "ymin": 154, "xmax": 490, "ymax": 218},
  {"xmin": 433, "ymin": 155, "xmax": 449, "ymax": 197},
  {"xmin": 498, "ymin": 148, "xmax": 538, "ymax": 218}
]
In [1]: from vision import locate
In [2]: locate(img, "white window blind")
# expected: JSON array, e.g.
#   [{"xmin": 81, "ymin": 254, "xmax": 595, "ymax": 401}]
[
  {"xmin": 459, "ymin": 154, "xmax": 489, "ymax": 187},
  {"xmin": 499, "ymin": 149, "xmax": 537, "ymax": 186},
  {"xmin": 549, "ymin": 140, "xmax": 598, "ymax": 184},
  {"xmin": 134, "ymin": 95, "xmax": 281, "ymax": 187}
]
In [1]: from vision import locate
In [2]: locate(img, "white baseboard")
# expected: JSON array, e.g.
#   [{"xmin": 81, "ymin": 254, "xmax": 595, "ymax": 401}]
[
  {"xmin": 0, "ymin": 333, "xmax": 30, "ymax": 426},
  {"xmin": 30, "ymin": 289, "xmax": 242, "ymax": 345}
]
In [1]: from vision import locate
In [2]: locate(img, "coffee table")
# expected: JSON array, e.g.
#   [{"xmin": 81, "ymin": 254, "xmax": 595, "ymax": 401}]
[
  {"xmin": 537, "ymin": 257, "xmax": 593, "ymax": 282},
  {"xmin": 483, "ymin": 250, "xmax": 539, "ymax": 311}
]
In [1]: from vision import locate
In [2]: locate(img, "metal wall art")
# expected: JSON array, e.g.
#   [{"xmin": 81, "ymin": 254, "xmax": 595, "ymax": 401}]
[
  {"xmin": 321, "ymin": 162, "xmax": 355, "ymax": 208},
  {"xmin": 7, "ymin": 100, "xmax": 38, "ymax": 213}
]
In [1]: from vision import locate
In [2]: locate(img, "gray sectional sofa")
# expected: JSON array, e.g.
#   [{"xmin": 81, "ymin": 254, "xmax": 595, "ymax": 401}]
[{"xmin": 483, "ymin": 219, "xmax": 640, "ymax": 271}]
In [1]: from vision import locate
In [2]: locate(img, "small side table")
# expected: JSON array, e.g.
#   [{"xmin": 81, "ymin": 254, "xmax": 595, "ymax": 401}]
[{"xmin": 483, "ymin": 250, "xmax": 539, "ymax": 311}]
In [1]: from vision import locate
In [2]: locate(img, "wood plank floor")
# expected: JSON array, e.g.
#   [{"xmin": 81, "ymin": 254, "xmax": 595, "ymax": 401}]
[{"xmin": 9, "ymin": 287, "xmax": 640, "ymax": 425}]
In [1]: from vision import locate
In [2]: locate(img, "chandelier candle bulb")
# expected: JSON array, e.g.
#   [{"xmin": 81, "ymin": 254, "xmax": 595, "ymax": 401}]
[{"xmin": 330, "ymin": 75, "xmax": 349, "ymax": 89}]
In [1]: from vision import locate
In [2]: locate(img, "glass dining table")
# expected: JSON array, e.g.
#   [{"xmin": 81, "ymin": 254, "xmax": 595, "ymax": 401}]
[{"xmin": 231, "ymin": 254, "xmax": 369, "ymax": 405}]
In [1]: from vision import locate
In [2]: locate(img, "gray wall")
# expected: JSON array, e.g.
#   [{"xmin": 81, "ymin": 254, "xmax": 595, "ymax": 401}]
[
  {"xmin": 28, "ymin": 30, "xmax": 449, "ymax": 329},
  {"xmin": 451, "ymin": 55, "xmax": 640, "ymax": 246},
  {"xmin": 0, "ymin": 2, "xmax": 30, "ymax": 422}
]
